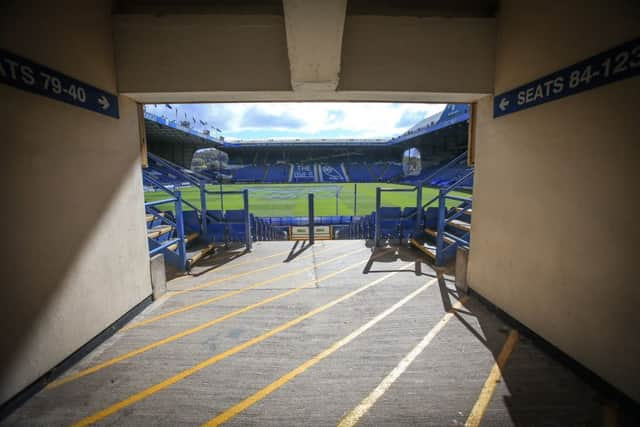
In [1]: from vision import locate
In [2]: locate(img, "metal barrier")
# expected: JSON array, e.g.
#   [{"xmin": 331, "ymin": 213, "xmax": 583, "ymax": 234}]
[
  {"xmin": 432, "ymin": 170, "xmax": 473, "ymax": 265},
  {"xmin": 143, "ymin": 170, "xmax": 253, "ymax": 250},
  {"xmin": 144, "ymin": 193, "xmax": 187, "ymax": 271},
  {"xmin": 416, "ymin": 150, "xmax": 469, "ymax": 190},
  {"xmin": 199, "ymin": 185, "xmax": 252, "ymax": 250},
  {"xmin": 374, "ymin": 186, "xmax": 422, "ymax": 246}
]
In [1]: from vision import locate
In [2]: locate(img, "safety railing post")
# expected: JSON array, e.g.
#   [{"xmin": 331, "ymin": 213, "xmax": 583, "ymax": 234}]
[
  {"xmin": 374, "ymin": 187, "xmax": 381, "ymax": 246},
  {"xmin": 436, "ymin": 189, "xmax": 446, "ymax": 265},
  {"xmin": 199, "ymin": 181, "xmax": 208, "ymax": 237},
  {"xmin": 308, "ymin": 193, "xmax": 315, "ymax": 244},
  {"xmin": 243, "ymin": 189, "xmax": 252, "ymax": 251},
  {"xmin": 353, "ymin": 183, "xmax": 357, "ymax": 216},
  {"xmin": 415, "ymin": 185, "xmax": 422, "ymax": 235},
  {"xmin": 175, "ymin": 191, "xmax": 187, "ymax": 270}
]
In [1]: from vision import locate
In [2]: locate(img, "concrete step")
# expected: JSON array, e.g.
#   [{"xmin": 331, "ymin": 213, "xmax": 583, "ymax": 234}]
[
  {"xmin": 409, "ymin": 238, "xmax": 436, "ymax": 259},
  {"xmin": 424, "ymin": 228, "xmax": 456, "ymax": 245},
  {"xmin": 146, "ymin": 212, "xmax": 165, "ymax": 223},
  {"xmin": 454, "ymin": 207, "xmax": 472, "ymax": 215},
  {"xmin": 185, "ymin": 232, "xmax": 199, "ymax": 244},
  {"xmin": 187, "ymin": 243, "xmax": 217, "ymax": 267},
  {"xmin": 147, "ymin": 225, "xmax": 173, "ymax": 239},
  {"xmin": 166, "ymin": 234, "xmax": 200, "ymax": 252},
  {"xmin": 448, "ymin": 219, "xmax": 471, "ymax": 232}
]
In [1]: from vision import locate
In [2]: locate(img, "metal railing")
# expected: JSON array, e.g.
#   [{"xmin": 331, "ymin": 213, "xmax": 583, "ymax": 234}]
[
  {"xmin": 417, "ymin": 150, "xmax": 469, "ymax": 191},
  {"xmin": 374, "ymin": 186, "xmax": 422, "ymax": 246},
  {"xmin": 144, "ymin": 165, "xmax": 253, "ymax": 250},
  {"xmin": 147, "ymin": 152, "xmax": 213, "ymax": 187},
  {"xmin": 199, "ymin": 185, "xmax": 252, "ymax": 250},
  {"xmin": 433, "ymin": 169, "xmax": 474, "ymax": 265},
  {"xmin": 145, "ymin": 193, "xmax": 187, "ymax": 271}
]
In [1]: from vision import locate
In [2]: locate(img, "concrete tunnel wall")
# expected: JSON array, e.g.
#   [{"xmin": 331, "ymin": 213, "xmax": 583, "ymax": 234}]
[
  {"xmin": 1, "ymin": 0, "xmax": 639, "ymax": 409},
  {"xmin": 469, "ymin": 0, "xmax": 640, "ymax": 403},
  {"xmin": 0, "ymin": 0, "xmax": 151, "ymax": 404}
]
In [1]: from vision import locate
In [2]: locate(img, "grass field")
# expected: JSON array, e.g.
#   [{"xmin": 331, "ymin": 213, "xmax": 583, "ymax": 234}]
[{"xmin": 144, "ymin": 183, "xmax": 470, "ymax": 217}]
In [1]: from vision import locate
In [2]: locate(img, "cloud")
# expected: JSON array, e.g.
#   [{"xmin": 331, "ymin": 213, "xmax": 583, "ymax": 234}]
[
  {"xmin": 143, "ymin": 102, "xmax": 447, "ymax": 139},
  {"xmin": 326, "ymin": 109, "xmax": 345, "ymax": 124},
  {"xmin": 395, "ymin": 110, "xmax": 427, "ymax": 128},
  {"xmin": 240, "ymin": 107, "xmax": 304, "ymax": 129}
]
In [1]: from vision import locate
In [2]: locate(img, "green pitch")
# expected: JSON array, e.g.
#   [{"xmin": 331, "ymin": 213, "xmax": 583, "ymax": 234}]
[{"xmin": 144, "ymin": 183, "xmax": 470, "ymax": 217}]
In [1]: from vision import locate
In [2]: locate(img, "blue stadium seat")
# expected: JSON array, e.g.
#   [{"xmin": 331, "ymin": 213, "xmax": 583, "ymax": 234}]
[
  {"xmin": 264, "ymin": 164, "xmax": 289, "ymax": 182},
  {"xmin": 205, "ymin": 223, "xmax": 226, "ymax": 242},
  {"xmin": 206, "ymin": 210, "xmax": 223, "ymax": 222},
  {"xmin": 379, "ymin": 207, "xmax": 401, "ymax": 238},
  {"xmin": 424, "ymin": 207, "xmax": 439, "ymax": 230},
  {"xmin": 182, "ymin": 211, "xmax": 201, "ymax": 234},
  {"xmin": 225, "ymin": 210, "xmax": 245, "ymax": 222},
  {"xmin": 401, "ymin": 207, "xmax": 417, "ymax": 237},
  {"xmin": 346, "ymin": 164, "xmax": 372, "ymax": 181}
]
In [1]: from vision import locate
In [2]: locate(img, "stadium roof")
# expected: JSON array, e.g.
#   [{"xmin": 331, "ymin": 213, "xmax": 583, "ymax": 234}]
[{"xmin": 144, "ymin": 104, "xmax": 469, "ymax": 149}]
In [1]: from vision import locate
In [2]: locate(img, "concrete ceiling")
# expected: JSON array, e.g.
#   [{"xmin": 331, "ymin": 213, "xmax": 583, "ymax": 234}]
[
  {"xmin": 114, "ymin": 0, "xmax": 497, "ymax": 102},
  {"xmin": 116, "ymin": 0, "xmax": 498, "ymax": 17},
  {"xmin": 283, "ymin": 0, "xmax": 347, "ymax": 92}
]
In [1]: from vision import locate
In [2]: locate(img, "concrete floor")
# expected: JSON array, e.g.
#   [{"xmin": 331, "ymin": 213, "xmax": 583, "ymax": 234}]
[{"xmin": 4, "ymin": 241, "xmax": 636, "ymax": 426}]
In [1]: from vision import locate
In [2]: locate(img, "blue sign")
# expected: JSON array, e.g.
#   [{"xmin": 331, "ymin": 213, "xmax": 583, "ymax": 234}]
[
  {"xmin": 0, "ymin": 48, "xmax": 119, "ymax": 118},
  {"xmin": 494, "ymin": 37, "xmax": 640, "ymax": 118}
]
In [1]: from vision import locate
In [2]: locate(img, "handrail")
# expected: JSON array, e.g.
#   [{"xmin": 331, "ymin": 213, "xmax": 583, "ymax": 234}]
[
  {"xmin": 143, "ymin": 172, "xmax": 202, "ymax": 212},
  {"xmin": 149, "ymin": 238, "xmax": 180, "ymax": 256},
  {"xmin": 145, "ymin": 198, "xmax": 177, "ymax": 207},
  {"xmin": 432, "ymin": 166, "xmax": 474, "ymax": 265},
  {"xmin": 375, "ymin": 185, "xmax": 423, "ymax": 245},
  {"xmin": 377, "ymin": 187, "xmax": 416, "ymax": 193},
  {"xmin": 443, "ymin": 169, "xmax": 474, "ymax": 193},
  {"xmin": 422, "ymin": 169, "xmax": 473, "ymax": 210},
  {"xmin": 202, "ymin": 188, "xmax": 245, "ymax": 196},
  {"xmin": 144, "ymin": 190, "xmax": 187, "ymax": 271},
  {"xmin": 442, "ymin": 231, "xmax": 470, "ymax": 248},
  {"xmin": 145, "ymin": 172, "xmax": 229, "ymax": 234},
  {"xmin": 145, "ymin": 209, "xmax": 177, "ymax": 229},
  {"xmin": 416, "ymin": 150, "xmax": 468, "ymax": 188},
  {"xmin": 148, "ymin": 152, "xmax": 207, "ymax": 187}
]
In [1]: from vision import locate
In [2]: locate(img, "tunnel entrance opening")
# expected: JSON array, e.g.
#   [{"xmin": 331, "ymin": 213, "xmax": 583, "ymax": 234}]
[{"xmin": 141, "ymin": 101, "xmax": 474, "ymax": 274}]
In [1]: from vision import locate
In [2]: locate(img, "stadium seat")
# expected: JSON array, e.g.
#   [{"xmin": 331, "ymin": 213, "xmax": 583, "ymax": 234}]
[
  {"xmin": 400, "ymin": 207, "xmax": 417, "ymax": 238},
  {"xmin": 379, "ymin": 207, "xmax": 401, "ymax": 239},
  {"xmin": 206, "ymin": 210, "xmax": 224, "ymax": 222},
  {"xmin": 205, "ymin": 223, "xmax": 226, "ymax": 242},
  {"xmin": 424, "ymin": 207, "xmax": 439, "ymax": 230},
  {"xmin": 182, "ymin": 211, "xmax": 201, "ymax": 234}
]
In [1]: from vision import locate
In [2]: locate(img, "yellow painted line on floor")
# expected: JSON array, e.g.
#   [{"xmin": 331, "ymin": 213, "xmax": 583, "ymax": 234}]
[
  {"xmin": 121, "ymin": 246, "xmax": 351, "ymax": 332},
  {"xmin": 203, "ymin": 274, "xmax": 434, "ymax": 427},
  {"xmin": 338, "ymin": 296, "xmax": 469, "ymax": 427},
  {"xmin": 464, "ymin": 329, "xmax": 519, "ymax": 427},
  {"xmin": 168, "ymin": 245, "xmax": 333, "ymax": 298},
  {"xmin": 71, "ymin": 263, "xmax": 410, "ymax": 427},
  {"xmin": 48, "ymin": 252, "xmax": 368, "ymax": 390},
  {"xmin": 170, "ymin": 248, "xmax": 293, "ymax": 283}
]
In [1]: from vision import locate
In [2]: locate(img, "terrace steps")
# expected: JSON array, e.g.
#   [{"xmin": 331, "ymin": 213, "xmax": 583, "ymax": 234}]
[
  {"xmin": 146, "ymin": 213, "xmax": 164, "ymax": 223},
  {"xmin": 409, "ymin": 238, "xmax": 436, "ymax": 259},
  {"xmin": 186, "ymin": 243, "xmax": 217, "ymax": 268},
  {"xmin": 448, "ymin": 219, "xmax": 471, "ymax": 232},
  {"xmin": 147, "ymin": 225, "xmax": 173, "ymax": 239},
  {"xmin": 424, "ymin": 228, "xmax": 456, "ymax": 245}
]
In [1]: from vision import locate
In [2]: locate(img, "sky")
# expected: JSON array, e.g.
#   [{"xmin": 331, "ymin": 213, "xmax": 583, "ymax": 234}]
[{"xmin": 144, "ymin": 102, "xmax": 446, "ymax": 140}]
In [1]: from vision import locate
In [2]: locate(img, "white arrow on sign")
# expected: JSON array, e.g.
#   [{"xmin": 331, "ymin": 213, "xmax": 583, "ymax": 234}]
[
  {"xmin": 97, "ymin": 95, "xmax": 110, "ymax": 110},
  {"xmin": 499, "ymin": 97, "xmax": 510, "ymax": 111}
]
